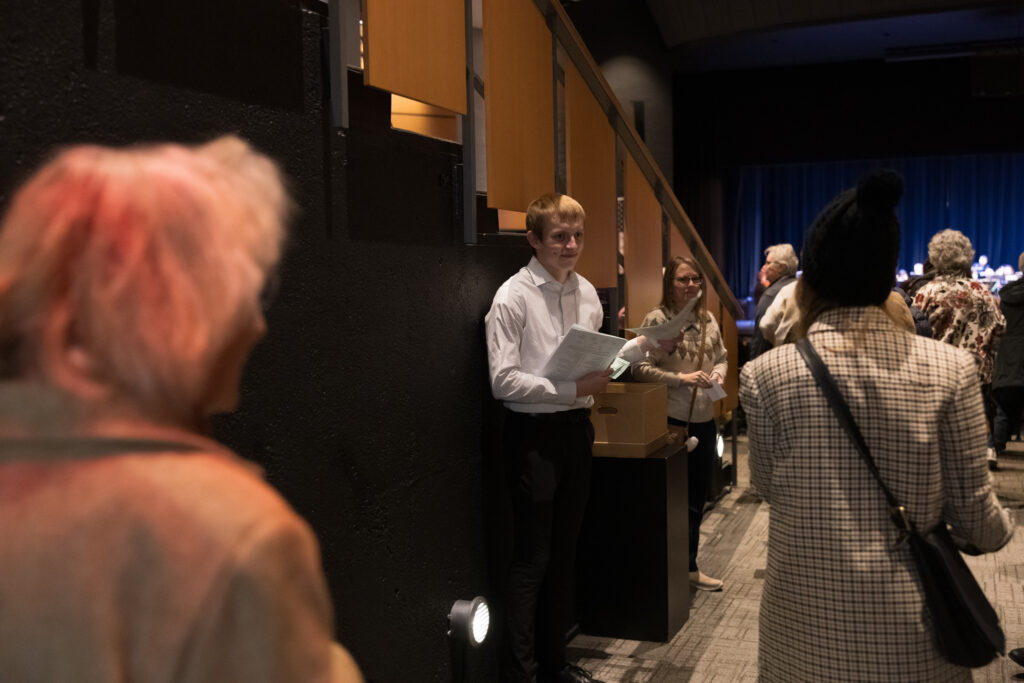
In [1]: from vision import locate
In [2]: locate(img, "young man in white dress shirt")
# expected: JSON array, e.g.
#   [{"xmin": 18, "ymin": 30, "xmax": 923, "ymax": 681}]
[{"xmin": 485, "ymin": 193, "xmax": 660, "ymax": 683}]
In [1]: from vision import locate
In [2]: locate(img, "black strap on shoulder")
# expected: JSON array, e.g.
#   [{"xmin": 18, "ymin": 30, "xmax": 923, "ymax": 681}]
[{"xmin": 795, "ymin": 338, "xmax": 914, "ymax": 532}]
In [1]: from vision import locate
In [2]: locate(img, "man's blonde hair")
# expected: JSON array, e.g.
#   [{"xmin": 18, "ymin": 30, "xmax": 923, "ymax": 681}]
[
  {"xmin": 525, "ymin": 193, "xmax": 585, "ymax": 242},
  {"xmin": 0, "ymin": 136, "xmax": 291, "ymax": 424}
]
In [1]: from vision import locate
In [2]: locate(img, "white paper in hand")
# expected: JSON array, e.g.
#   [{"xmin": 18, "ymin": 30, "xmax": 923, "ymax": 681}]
[
  {"xmin": 703, "ymin": 381, "xmax": 727, "ymax": 401},
  {"xmin": 626, "ymin": 291, "xmax": 702, "ymax": 341},
  {"xmin": 540, "ymin": 324, "xmax": 627, "ymax": 381}
]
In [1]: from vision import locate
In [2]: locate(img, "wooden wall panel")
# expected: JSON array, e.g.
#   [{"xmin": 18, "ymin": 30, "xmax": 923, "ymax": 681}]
[
  {"xmin": 624, "ymin": 156, "xmax": 663, "ymax": 329},
  {"xmin": 565, "ymin": 60, "xmax": 616, "ymax": 289},
  {"xmin": 484, "ymin": 0, "xmax": 555, "ymax": 211},
  {"xmin": 705, "ymin": 287, "xmax": 721, "ymax": 329},
  {"xmin": 669, "ymin": 220, "xmax": 692, "ymax": 262},
  {"xmin": 498, "ymin": 210, "xmax": 527, "ymax": 231},
  {"xmin": 364, "ymin": 0, "xmax": 466, "ymax": 114},
  {"xmin": 390, "ymin": 95, "xmax": 459, "ymax": 141}
]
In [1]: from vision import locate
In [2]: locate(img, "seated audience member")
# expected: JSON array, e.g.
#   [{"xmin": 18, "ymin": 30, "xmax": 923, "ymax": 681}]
[
  {"xmin": 913, "ymin": 229, "xmax": 1006, "ymax": 469},
  {"xmin": 749, "ymin": 244, "xmax": 798, "ymax": 359},
  {"xmin": 740, "ymin": 171, "xmax": 1013, "ymax": 682},
  {"xmin": 991, "ymin": 250, "xmax": 1024, "ymax": 466},
  {"xmin": 0, "ymin": 139, "xmax": 362, "ymax": 682}
]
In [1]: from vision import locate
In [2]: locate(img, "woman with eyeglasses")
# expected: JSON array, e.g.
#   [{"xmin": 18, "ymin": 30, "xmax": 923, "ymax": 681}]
[
  {"xmin": 632, "ymin": 255, "xmax": 729, "ymax": 591},
  {"xmin": 0, "ymin": 138, "xmax": 362, "ymax": 682}
]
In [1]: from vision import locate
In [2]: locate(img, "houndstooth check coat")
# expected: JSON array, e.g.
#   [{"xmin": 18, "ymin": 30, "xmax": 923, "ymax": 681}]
[{"xmin": 739, "ymin": 307, "xmax": 1014, "ymax": 682}]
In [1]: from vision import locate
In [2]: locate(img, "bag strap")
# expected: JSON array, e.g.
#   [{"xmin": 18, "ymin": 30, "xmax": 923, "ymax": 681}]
[
  {"xmin": 795, "ymin": 337, "xmax": 915, "ymax": 533},
  {"xmin": 684, "ymin": 314, "xmax": 708, "ymax": 425}
]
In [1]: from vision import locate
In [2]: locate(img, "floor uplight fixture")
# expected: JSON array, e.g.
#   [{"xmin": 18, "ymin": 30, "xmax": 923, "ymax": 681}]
[
  {"xmin": 448, "ymin": 596, "xmax": 490, "ymax": 683},
  {"xmin": 448, "ymin": 596, "xmax": 490, "ymax": 647}
]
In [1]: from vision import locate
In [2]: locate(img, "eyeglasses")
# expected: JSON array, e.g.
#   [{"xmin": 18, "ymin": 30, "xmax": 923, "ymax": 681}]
[{"xmin": 675, "ymin": 276, "xmax": 703, "ymax": 284}]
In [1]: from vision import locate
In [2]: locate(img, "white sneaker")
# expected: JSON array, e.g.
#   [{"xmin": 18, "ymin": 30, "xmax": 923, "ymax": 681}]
[
  {"xmin": 987, "ymin": 447, "xmax": 998, "ymax": 472},
  {"xmin": 689, "ymin": 570, "xmax": 723, "ymax": 591}
]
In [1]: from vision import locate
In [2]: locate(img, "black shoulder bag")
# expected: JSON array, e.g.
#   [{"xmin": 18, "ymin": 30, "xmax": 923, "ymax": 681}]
[{"xmin": 796, "ymin": 337, "xmax": 1004, "ymax": 668}]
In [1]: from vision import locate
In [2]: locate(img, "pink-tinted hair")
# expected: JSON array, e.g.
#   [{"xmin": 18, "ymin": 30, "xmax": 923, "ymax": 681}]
[{"xmin": 0, "ymin": 136, "xmax": 290, "ymax": 423}]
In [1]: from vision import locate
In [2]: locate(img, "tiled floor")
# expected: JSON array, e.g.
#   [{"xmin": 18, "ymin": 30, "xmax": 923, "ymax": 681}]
[{"xmin": 569, "ymin": 435, "xmax": 1024, "ymax": 682}]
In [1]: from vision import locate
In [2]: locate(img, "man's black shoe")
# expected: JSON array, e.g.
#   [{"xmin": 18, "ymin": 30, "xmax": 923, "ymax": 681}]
[
  {"xmin": 553, "ymin": 664, "xmax": 604, "ymax": 683},
  {"xmin": 1009, "ymin": 647, "xmax": 1024, "ymax": 666}
]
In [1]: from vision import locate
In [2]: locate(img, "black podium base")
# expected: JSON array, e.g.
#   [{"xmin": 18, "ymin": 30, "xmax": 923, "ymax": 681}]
[{"xmin": 576, "ymin": 441, "xmax": 690, "ymax": 642}]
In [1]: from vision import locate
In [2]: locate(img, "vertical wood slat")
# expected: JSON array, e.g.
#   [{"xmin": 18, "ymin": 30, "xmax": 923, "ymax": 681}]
[
  {"xmin": 565, "ymin": 59, "xmax": 617, "ymax": 289},
  {"xmin": 669, "ymin": 220, "xmax": 692, "ymax": 262},
  {"xmin": 391, "ymin": 95, "xmax": 459, "ymax": 141},
  {"xmin": 484, "ymin": 0, "xmax": 555, "ymax": 212},
  {"xmin": 363, "ymin": 0, "xmax": 466, "ymax": 114},
  {"xmin": 624, "ymin": 156, "xmax": 663, "ymax": 330},
  {"xmin": 702, "ymin": 253, "xmax": 724, "ymax": 413},
  {"xmin": 719, "ymin": 305, "xmax": 739, "ymax": 413}
]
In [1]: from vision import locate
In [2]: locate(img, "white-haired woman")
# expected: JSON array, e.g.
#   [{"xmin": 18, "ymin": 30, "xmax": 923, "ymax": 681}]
[
  {"xmin": 913, "ymin": 229, "xmax": 1006, "ymax": 468},
  {"xmin": 750, "ymin": 243, "xmax": 799, "ymax": 358},
  {"xmin": 0, "ymin": 139, "xmax": 362, "ymax": 682}
]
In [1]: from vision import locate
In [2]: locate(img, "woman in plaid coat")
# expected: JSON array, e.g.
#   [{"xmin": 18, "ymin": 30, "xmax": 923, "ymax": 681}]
[{"xmin": 739, "ymin": 171, "xmax": 1013, "ymax": 682}]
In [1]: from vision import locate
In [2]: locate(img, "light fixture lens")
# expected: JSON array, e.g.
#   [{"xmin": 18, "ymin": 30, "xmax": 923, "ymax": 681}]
[
  {"xmin": 449, "ymin": 596, "xmax": 490, "ymax": 647},
  {"xmin": 470, "ymin": 600, "xmax": 490, "ymax": 645}
]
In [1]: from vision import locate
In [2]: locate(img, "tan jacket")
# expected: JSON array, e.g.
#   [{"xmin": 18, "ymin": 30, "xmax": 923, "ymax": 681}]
[{"xmin": 0, "ymin": 387, "xmax": 362, "ymax": 683}]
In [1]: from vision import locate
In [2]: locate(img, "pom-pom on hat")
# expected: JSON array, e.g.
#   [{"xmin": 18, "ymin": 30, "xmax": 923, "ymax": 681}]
[{"xmin": 800, "ymin": 170, "xmax": 904, "ymax": 306}]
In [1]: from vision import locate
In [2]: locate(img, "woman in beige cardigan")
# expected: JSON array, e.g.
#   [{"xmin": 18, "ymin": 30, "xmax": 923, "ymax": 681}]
[
  {"xmin": 632, "ymin": 255, "xmax": 729, "ymax": 591},
  {"xmin": 0, "ymin": 139, "xmax": 362, "ymax": 682}
]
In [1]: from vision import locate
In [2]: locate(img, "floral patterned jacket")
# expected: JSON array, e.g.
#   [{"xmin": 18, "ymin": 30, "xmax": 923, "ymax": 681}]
[{"xmin": 913, "ymin": 275, "xmax": 1005, "ymax": 383}]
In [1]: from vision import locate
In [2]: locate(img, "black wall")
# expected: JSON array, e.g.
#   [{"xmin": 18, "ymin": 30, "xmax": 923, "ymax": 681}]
[
  {"xmin": 1, "ymin": 2, "xmax": 528, "ymax": 680},
  {"xmin": 673, "ymin": 58, "xmax": 1024, "ymax": 271}
]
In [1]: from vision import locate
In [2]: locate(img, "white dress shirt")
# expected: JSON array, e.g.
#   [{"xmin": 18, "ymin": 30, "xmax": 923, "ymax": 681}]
[{"xmin": 485, "ymin": 256, "xmax": 644, "ymax": 413}]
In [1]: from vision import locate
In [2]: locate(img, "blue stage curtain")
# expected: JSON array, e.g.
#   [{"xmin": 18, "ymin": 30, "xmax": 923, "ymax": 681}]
[{"xmin": 730, "ymin": 155, "xmax": 1024, "ymax": 306}]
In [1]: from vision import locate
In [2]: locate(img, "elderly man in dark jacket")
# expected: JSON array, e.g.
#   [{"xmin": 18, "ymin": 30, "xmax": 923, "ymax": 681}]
[
  {"xmin": 991, "ymin": 251, "xmax": 1024, "ymax": 469},
  {"xmin": 749, "ymin": 243, "xmax": 798, "ymax": 359}
]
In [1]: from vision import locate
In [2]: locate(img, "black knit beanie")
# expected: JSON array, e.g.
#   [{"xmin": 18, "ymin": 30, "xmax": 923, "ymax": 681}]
[{"xmin": 800, "ymin": 170, "xmax": 904, "ymax": 306}]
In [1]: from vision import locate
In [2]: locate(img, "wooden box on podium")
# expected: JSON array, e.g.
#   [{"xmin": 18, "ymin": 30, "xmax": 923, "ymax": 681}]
[{"xmin": 590, "ymin": 383, "xmax": 668, "ymax": 457}]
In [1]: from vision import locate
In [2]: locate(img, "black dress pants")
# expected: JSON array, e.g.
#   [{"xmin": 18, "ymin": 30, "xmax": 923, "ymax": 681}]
[
  {"xmin": 668, "ymin": 417, "xmax": 718, "ymax": 572},
  {"xmin": 502, "ymin": 408, "xmax": 594, "ymax": 683}
]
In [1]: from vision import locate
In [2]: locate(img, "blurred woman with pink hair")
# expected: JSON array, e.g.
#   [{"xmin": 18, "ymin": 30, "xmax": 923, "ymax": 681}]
[{"xmin": 0, "ymin": 138, "xmax": 362, "ymax": 682}]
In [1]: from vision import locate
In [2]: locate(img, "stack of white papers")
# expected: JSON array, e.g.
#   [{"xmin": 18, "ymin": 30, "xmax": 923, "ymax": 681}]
[{"xmin": 540, "ymin": 324, "xmax": 627, "ymax": 381}]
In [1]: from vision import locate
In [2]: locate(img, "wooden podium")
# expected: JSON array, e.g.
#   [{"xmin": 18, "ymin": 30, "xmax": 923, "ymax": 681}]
[{"xmin": 576, "ymin": 440, "xmax": 690, "ymax": 642}]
